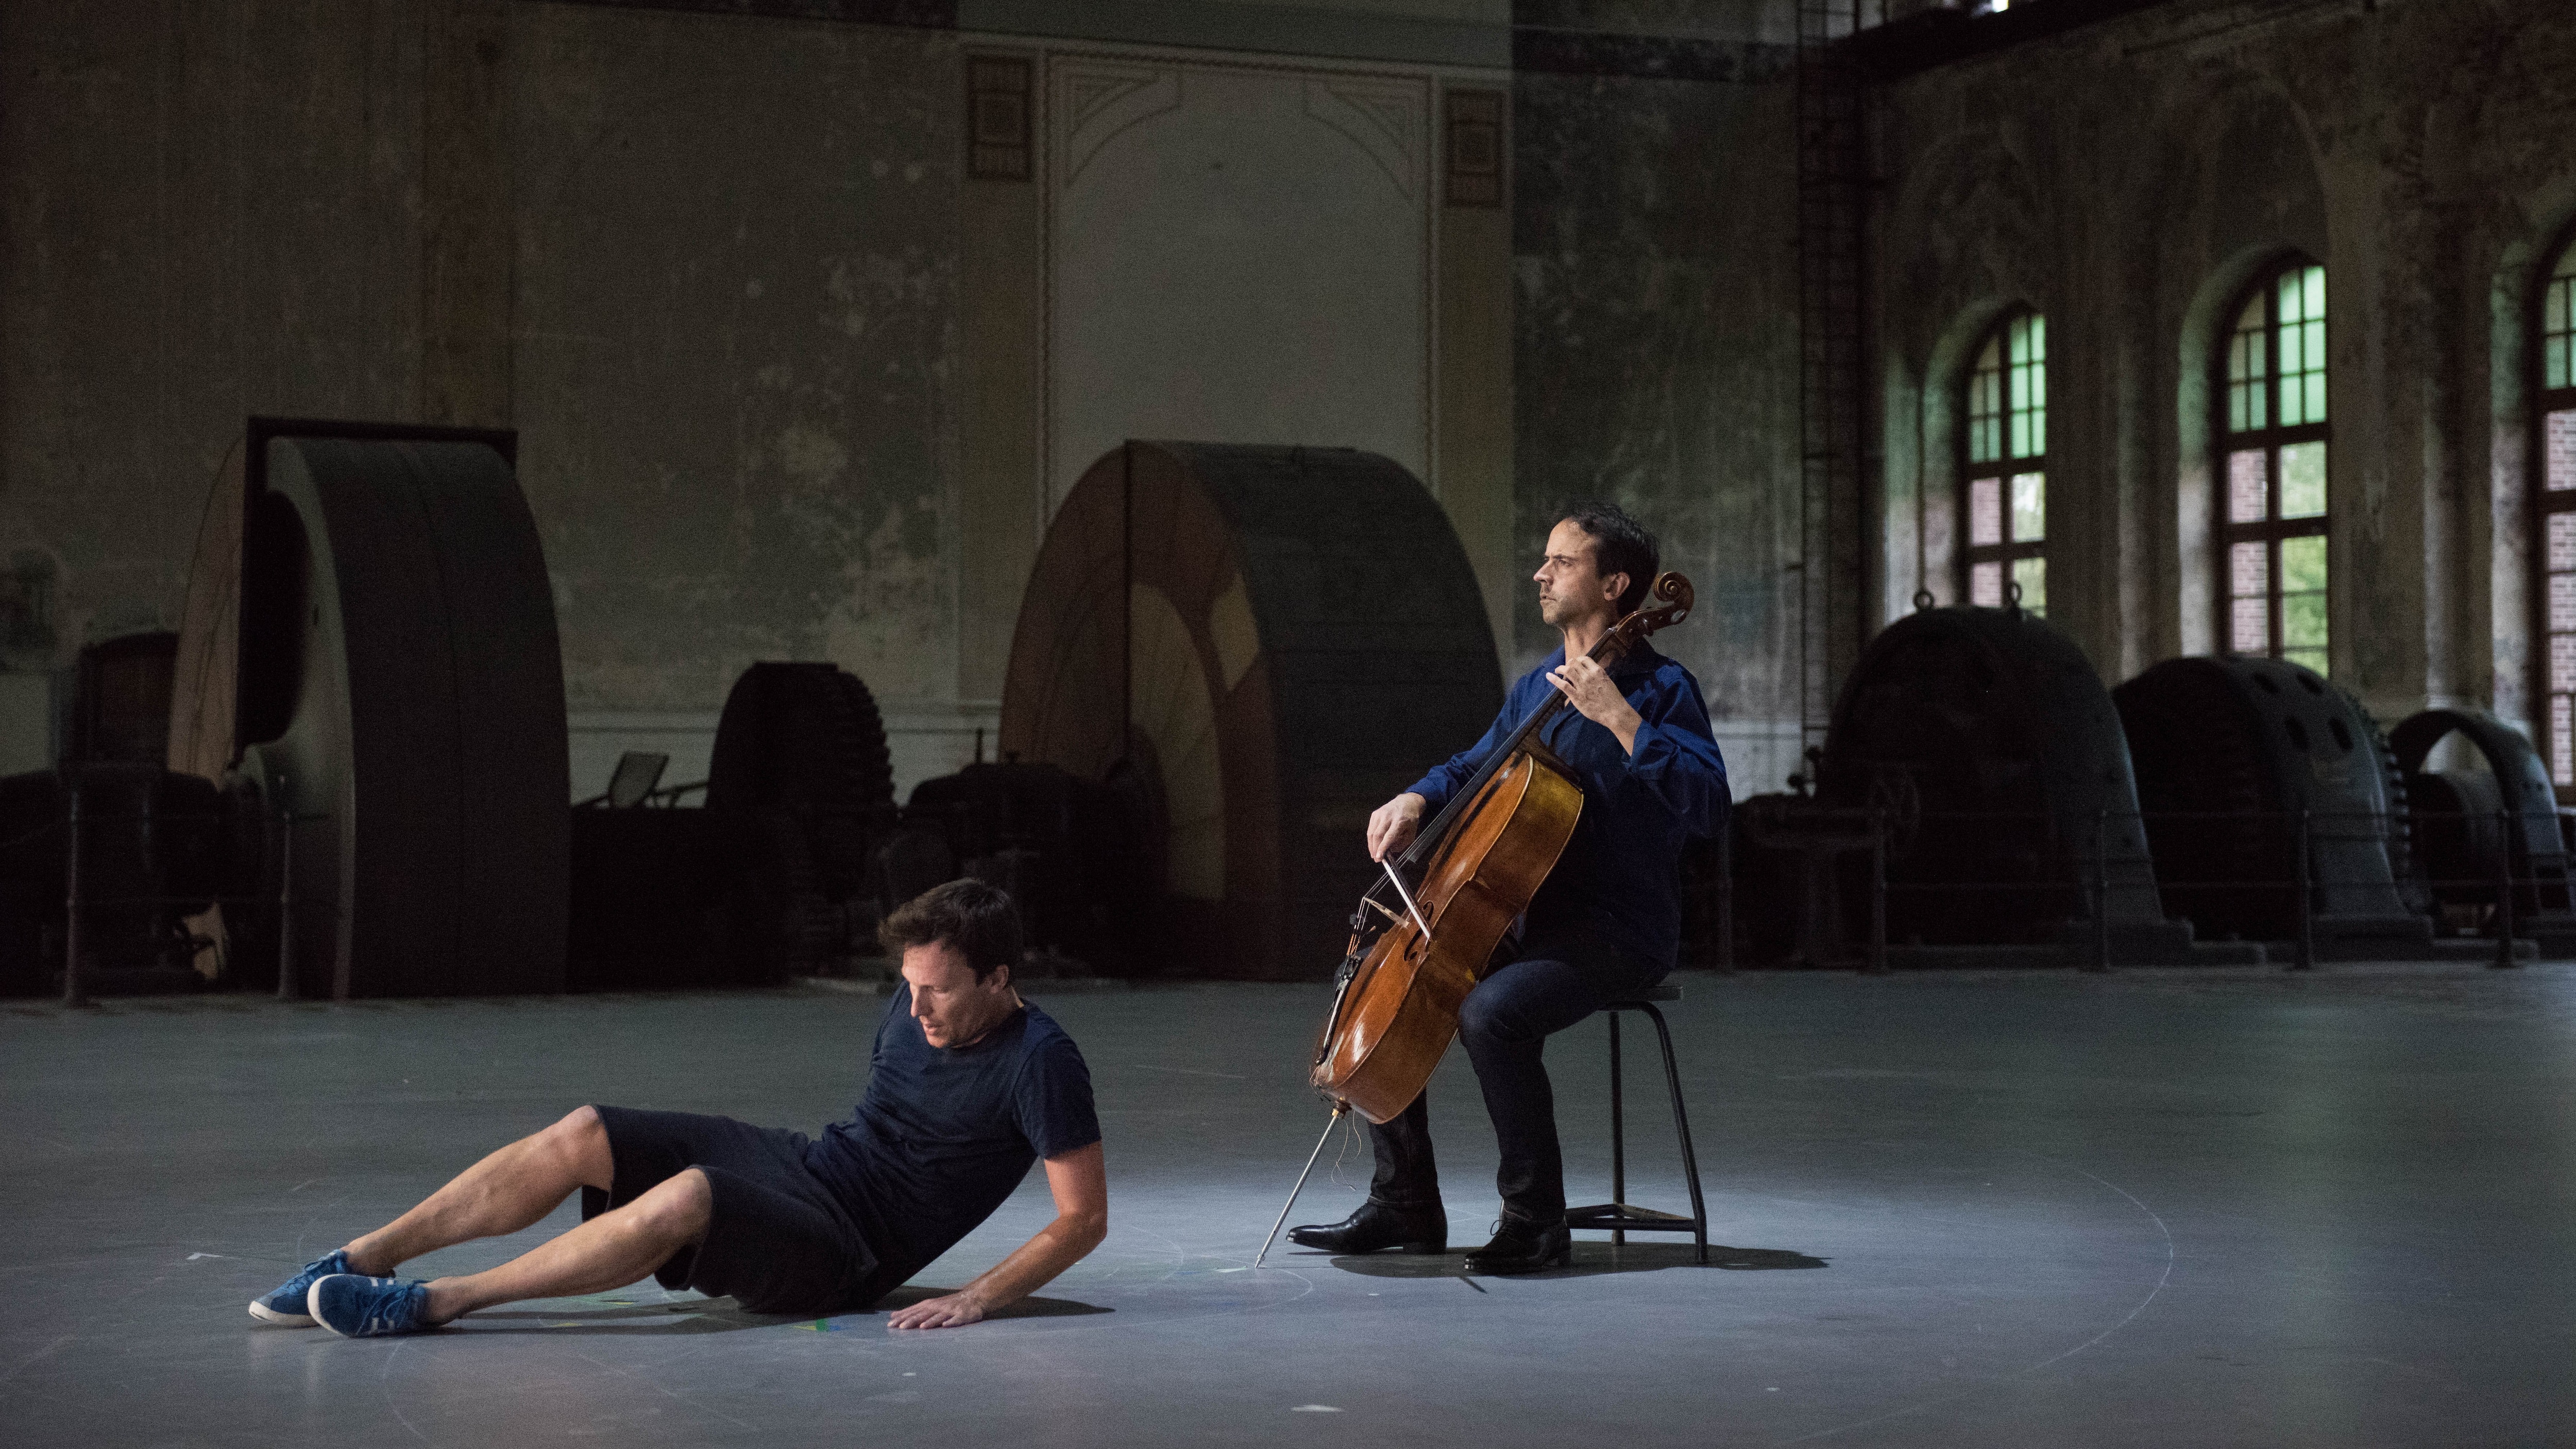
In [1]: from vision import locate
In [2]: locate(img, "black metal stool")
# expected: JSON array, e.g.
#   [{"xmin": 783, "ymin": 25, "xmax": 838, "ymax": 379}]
[{"xmin": 1563, "ymin": 983, "xmax": 1708, "ymax": 1262}]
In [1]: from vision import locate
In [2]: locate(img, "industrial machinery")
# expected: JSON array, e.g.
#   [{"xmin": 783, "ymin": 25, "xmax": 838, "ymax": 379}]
[
  {"xmin": 874, "ymin": 749, "xmax": 1154, "ymax": 970},
  {"xmin": 999, "ymin": 442, "xmax": 1501, "ymax": 979},
  {"xmin": 1809, "ymin": 602, "xmax": 2185, "ymax": 957},
  {"xmin": 1, "ymin": 418, "xmax": 571, "ymax": 998},
  {"xmin": 705, "ymin": 662, "xmax": 897, "ymax": 983},
  {"xmin": 69, "ymin": 632, "xmax": 178, "ymax": 765},
  {"xmin": 562, "ymin": 663, "xmax": 904, "ymax": 991},
  {"xmin": 564, "ymin": 753, "xmax": 721, "ymax": 992},
  {"xmin": 2387, "ymin": 707, "xmax": 2576, "ymax": 942},
  {"xmin": 0, "ymin": 630, "xmax": 211, "ymax": 995},
  {"xmin": 0, "ymin": 763, "xmax": 257, "ymax": 995},
  {"xmin": 2112, "ymin": 656, "xmax": 2430, "ymax": 951}
]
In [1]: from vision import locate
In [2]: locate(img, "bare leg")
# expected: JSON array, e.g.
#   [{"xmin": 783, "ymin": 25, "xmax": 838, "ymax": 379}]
[
  {"xmin": 418, "ymin": 1169, "xmax": 712, "ymax": 1324},
  {"xmin": 341, "ymin": 1107, "xmax": 614, "ymax": 1276}
]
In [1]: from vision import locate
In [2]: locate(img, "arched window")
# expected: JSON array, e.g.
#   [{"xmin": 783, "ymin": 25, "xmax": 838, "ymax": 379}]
[
  {"xmin": 2534, "ymin": 238, "xmax": 2576, "ymax": 786},
  {"xmin": 2219, "ymin": 262, "xmax": 2329, "ymax": 675},
  {"xmin": 1961, "ymin": 309, "xmax": 2046, "ymax": 613}
]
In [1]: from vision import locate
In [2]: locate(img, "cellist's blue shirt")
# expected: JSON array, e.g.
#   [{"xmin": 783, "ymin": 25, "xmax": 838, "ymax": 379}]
[{"xmin": 1404, "ymin": 644, "xmax": 1729, "ymax": 972}]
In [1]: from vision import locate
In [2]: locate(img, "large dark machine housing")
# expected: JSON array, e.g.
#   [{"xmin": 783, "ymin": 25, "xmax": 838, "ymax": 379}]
[
  {"xmin": 0, "ymin": 764, "xmax": 258, "ymax": 996},
  {"xmin": 2387, "ymin": 707, "xmax": 2576, "ymax": 943},
  {"xmin": 704, "ymin": 663, "xmax": 897, "ymax": 982},
  {"xmin": 999, "ymin": 442, "xmax": 1501, "ymax": 980},
  {"xmin": 2113, "ymin": 656, "xmax": 2430, "ymax": 953},
  {"xmin": 1726, "ymin": 604, "xmax": 2558, "ymax": 968},
  {"xmin": 1811, "ymin": 604, "xmax": 2186, "ymax": 956},
  {"xmin": 0, "ymin": 419, "xmax": 571, "ymax": 998}
]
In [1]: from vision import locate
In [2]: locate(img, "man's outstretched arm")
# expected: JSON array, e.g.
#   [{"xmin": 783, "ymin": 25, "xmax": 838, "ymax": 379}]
[{"xmin": 886, "ymin": 1141, "xmax": 1108, "ymax": 1330}]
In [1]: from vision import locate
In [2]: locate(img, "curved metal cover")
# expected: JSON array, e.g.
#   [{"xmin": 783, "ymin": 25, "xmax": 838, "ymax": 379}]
[
  {"xmin": 252, "ymin": 436, "xmax": 568, "ymax": 996},
  {"xmin": 2115, "ymin": 656, "xmax": 2421, "ymax": 936},
  {"xmin": 1820, "ymin": 605, "xmax": 2164, "ymax": 944},
  {"xmin": 2388, "ymin": 707, "xmax": 2572, "ymax": 912},
  {"xmin": 1002, "ymin": 441, "xmax": 1500, "ymax": 979}
]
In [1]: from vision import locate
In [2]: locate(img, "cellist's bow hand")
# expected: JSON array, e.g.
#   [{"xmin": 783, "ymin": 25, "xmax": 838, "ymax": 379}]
[{"xmin": 1367, "ymin": 793, "xmax": 1426, "ymax": 862}]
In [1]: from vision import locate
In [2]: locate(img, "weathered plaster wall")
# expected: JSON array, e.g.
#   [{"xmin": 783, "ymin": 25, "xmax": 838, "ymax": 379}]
[
  {"xmin": 0, "ymin": 1, "xmax": 972, "ymax": 795},
  {"xmin": 1514, "ymin": 53, "xmax": 1804, "ymax": 795},
  {"xmin": 0, "ymin": 0, "xmax": 1532, "ymax": 801},
  {"xmin": 1, "ymin": 0, "xmax": 432, "ymax": 749},
  {"xmin": 1875, "ymin": 0, "xmax": 2576, "ymax": 734},
  {"xmin": 511, "ymin": 5, "xmax": 965, "ymax": 793}
]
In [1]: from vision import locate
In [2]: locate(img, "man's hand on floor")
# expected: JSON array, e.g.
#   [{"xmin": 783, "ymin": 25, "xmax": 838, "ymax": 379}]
[
  {"xmin": 886, "ymin": 1291, "xmax": 987, "ymax": 1330},
  {"xmin": 885, "ymin": 1144, "xmax": 1108, "ymax": 1333}
]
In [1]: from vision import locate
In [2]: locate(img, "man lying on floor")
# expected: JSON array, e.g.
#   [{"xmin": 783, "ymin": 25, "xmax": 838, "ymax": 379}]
[{"xmin": 246, "ymin": 879, "xmax": 1106, "ymax": 1337}]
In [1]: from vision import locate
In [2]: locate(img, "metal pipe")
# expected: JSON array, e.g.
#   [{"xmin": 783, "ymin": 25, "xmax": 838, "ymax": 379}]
[
  {"xmin": 276, "ymin": 784, "xmax": 297, "ymax": 1001},
  {"xmin": 61, "ymin": 785, "xmax": 86, "ymax": 1009},
  {"xmin": 2090, "ymin": 808, "xmax": 2111, "ymax": 973},
  {"xmin": 1645, "ymin": 1005, "xmax": 1709, "ymax": 1266},
  {"xmin": 1609, "ymin": 1009, "xmax": 1626, "ymax": 1243},
  {"xmin": 2291, "ymin": 807, "xmax": 2315, "ymax": 972},
  {"xmin": 1866, "ymin": 807, "xmax": 1888, "ymax": 975},
  {"xmin": 2494, "ymin": 807, "xmax": 2519, "ymax": 970}
]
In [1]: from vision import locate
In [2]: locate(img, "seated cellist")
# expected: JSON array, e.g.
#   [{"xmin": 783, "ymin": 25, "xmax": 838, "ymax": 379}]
[{"xmin": 1289, "ymin": 503, "xmax": 1729, "ymax": 1273}]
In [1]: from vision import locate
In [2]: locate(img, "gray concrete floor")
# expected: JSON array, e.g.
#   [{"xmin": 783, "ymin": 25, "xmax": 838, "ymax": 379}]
[{"xmin": 5, "ymin": 964, "xmax": 2574, "ymax": 1447}]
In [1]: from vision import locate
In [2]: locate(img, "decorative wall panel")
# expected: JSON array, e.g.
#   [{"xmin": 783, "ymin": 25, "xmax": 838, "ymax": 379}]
[
  {"xmin": 967, "ymin": 55, "xmax": 1033, "ymax": 180},
  {"xmin": 1045, "ymin": 56, "xmax": 1433, "ymax": 514}
]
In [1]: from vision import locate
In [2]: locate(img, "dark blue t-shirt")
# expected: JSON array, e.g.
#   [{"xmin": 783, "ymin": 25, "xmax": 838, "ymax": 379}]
[{"xmin": 803, "ymin": 987, "xmax": 1100, "ymax": 1291}]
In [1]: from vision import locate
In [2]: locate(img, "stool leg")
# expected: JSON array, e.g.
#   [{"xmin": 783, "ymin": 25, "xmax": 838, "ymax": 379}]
[
  {"xmin": 1608, "ymin": 1010, "xmax": 1625, "ymax": 1245},
  {"xmin": 1642, "ymin": 1004, "xmax": 1707, "ymax": 1265}
]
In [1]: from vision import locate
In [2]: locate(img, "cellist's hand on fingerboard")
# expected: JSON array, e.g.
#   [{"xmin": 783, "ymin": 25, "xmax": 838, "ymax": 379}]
[{"xmin": 1547, "ymin": 656, "xmax": 1644, "ymax": 754}]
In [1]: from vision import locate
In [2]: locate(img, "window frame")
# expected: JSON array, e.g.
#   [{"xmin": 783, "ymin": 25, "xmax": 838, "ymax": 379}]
[
  {"xmin": 2530, "ymin": 228, "xmax": 2576, "ymax": 793},
  {"xmin": 1958, "ymin": 307, "xmax": 2047, "ymax": 612},
  {"xmin": 2215, "ymin": 260, "xmax": 2330, "ymax": 674}
]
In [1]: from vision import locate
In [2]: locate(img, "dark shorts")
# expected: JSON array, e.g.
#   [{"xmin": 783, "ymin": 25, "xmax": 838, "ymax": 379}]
[{"xmin": 583, "ymin": 1105, "xmax": 885, "ymax": 1316}]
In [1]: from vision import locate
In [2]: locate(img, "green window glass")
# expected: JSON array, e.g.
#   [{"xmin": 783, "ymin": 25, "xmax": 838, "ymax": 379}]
[
  {"xmin": 2008, "ymin": 313, "xmax": 2045, "ymax": 460},
  {"xmin": 1967, "ymin": 335, "xmax": 2004, "ymax": 465},
  {"xmin": 2547, "ymin": 245, "xmax": 2576, "ymax": 392},
  {"xmin": 2536, "ymin": 239, "xmax": 2576, "ymax": 787},
  {"xmin": 1961, "ymin": 309, "xmax": 2046, "ymax": 614},
  {"xmin": 2277, "ymin": 266, "xmax": 2327, "ymax": 428},
  {"xmin": 2227, "ymin": 294, "xmax": 2267, "ymax": 435},
  {"xmin": 2217, "ymin": 262, "xmax": 2329, "ymax": 675}
]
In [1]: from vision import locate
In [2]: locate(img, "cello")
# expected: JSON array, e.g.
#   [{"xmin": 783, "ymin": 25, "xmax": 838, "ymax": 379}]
[{"xmin": 1253, "ymin": 571, "xmax": 1695, "ymax": 1264}]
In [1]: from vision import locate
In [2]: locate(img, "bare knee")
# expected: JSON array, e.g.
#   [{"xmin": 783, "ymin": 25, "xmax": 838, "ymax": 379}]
[
  {"xmin": 626, "ymin": 1168, "xmax": 713, "ymax": 1246},
  {"xmin": 539, "ymin": 1106, "xmax": 614, "ymax": 1191}
]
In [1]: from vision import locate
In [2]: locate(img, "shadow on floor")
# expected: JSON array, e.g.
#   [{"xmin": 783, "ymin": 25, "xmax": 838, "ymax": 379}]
[
  {"xmin": 1319, "ymin": 1241, "xmax": 1828, "ymax": 1279},
  {"xmin": 465, "ymin": 1300, "xmax": 777, "ymax": 1335},
  {"xmin": 464, "ymin": 1289, "xmax": 1110, "ymax": 1335}
]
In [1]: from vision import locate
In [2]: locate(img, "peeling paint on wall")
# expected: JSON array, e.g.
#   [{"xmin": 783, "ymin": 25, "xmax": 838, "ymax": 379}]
[
  {"xmin": 1513, "ymin": 66, "xmax": 1803, "ymax": 794},
  {"xmin": 512, "ymin": 7, "xmax": 963, "ymax": 716}
]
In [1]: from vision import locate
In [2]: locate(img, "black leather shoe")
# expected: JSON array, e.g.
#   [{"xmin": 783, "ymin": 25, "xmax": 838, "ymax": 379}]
[
  {"xmin": 1286, "ymin": 1201, "xmax": 1448, "ymax": 1254},
  {"xmin": 1463, "ymin": 1217, "xmax": 1572, "ymax": 1274}
]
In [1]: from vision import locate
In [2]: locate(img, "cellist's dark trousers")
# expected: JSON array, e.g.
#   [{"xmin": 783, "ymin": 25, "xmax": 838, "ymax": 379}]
[{"xmin": 1366, "ymin": 934, "xmax": 1666, "ymax": 1225}]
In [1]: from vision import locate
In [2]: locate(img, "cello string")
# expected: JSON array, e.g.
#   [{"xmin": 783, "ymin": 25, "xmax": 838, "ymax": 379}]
[
  {"xmin": 1380, "ymin": 859, "xmax": 1433, "ymax": 937},
  {"xmin": 1332, "ymin": 1108, "xmax": 1362, "ymax": 1183}
]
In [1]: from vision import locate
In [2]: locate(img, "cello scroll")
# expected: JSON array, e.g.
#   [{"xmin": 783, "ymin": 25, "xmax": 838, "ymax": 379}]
[{"xmin": 1604, "ymin": 571, "xmax": 1693, "ymax": 654}]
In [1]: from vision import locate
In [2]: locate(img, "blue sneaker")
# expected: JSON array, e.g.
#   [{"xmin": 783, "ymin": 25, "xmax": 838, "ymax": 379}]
[
  {"xmin": 247, "ymin": 1249, "xmax": 355, "ymax": 1326},
  {"xmin": 307, "ymin": 1274, "xmax": 435, "ymax": 1338}
]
